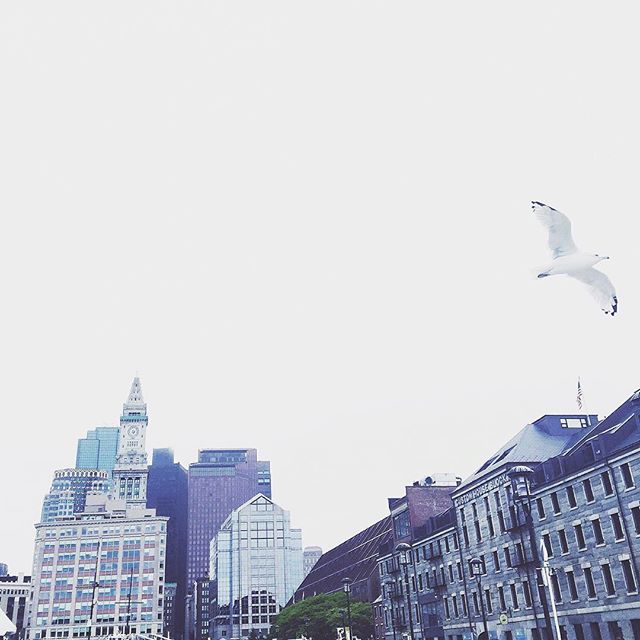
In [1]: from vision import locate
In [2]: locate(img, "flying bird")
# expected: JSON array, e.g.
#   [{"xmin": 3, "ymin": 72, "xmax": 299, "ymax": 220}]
[{"xmin": 532, "ymin": 201, "xmax": 618, "ymax": 316}]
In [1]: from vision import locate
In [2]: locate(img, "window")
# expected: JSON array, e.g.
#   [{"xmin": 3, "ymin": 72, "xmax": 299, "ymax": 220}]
[
  {"xmin": 443, "ymin": 597, "xmax": 450, "ymax": 619},
  {"xmin": 542, "ymin": 534, "xmax": 553, "ymax": 558},
  {"xmin": 558, "ymin": 529, "xmax": 569, "ymax": 554},
  {"xmin": 456, "ymin": 562, "xmax": 462, "ymax": 581},
  {"xmin": 504, "ymin": 547, "xmax": 512, "ymax": 568},
  {"xmin": 589, "ymin": 623, "xmax": 602, "ymax": 640},
  {"xmin": 536, "ymin": 498, "xmax": 546, "ymax": 519},
  {"xmin": 551, "ymin": 492, "xmax": 561, "ymax": 514},
  {"xmin": 584, "ymin": 567, "xmax": 597, "ymax": 598},
  {"xmin": 484, "ymin": 589, "xmax": 493, "ymax": 614},
  {"xmin": 566, "ymin": 570, "xmax": 578, "ymax": 601},
  {"xmin": 567, "ymin": 486, "xmax": 577, "ymax": 508},
  {"xmin": 573, "ymin": 624, "xmax": 585, "ymax": 640},
  {"xmin": 621, "ymin": 463, "xmax": 634, "ymax": 489},
  {"xmin": 493, "ymin": 550, "xmax": 501, "ymax": 572},
  {"xmin": 574, "ymin": 524, "xmax": 586, "ymax": 550},
  {"xmin": 487, "ymin": 515, "xmax": 495, "ymax": 538},
  {"xmin": 461, "ymin": 593, "xmax": 467, "ymax": 617},
  {"xmin": 498, "ymin": 586, "xmax": 506, "ymax": 611},
  {"xmin": 611, "ymin": 512, "xmax": 625, "ymax": 540},
  {"xmin": 583, "ymin": 479, "xmax": 595, "ymax": 503},
  {"xmin": 601, "ymin": 471, "xmax": 614, "ymax": 496},
  {"xmin": 448, "ymin": 564, "xmax": 454, "ymax": 583},
  {"xmin": 551, "ymin": 573, "xmax": 562, "ymax": 603},
  {"xmin": 621, "ymin": 559, "xmax": 637, "ymax": 593},
  {"xmin": 591, "ymin": 518, "xmax": 605, "ymax": 545},
  {"xmin": 522, "ymin": 580, "xmax": 531, "ymax": 607},
  {"xmin": 510, "ymin": 583, "xmax": 519, "ymax": 609},
  {"xmin": 472, "ymin": 592, "xmax": 479, "ymax": 615},
  {"xmin": 632, "ymin": 506, "xmax": 640, "ymax": 535},
  {"xmin": 601, "ymin": 563, "xmax": 616, "ymax": 596}
]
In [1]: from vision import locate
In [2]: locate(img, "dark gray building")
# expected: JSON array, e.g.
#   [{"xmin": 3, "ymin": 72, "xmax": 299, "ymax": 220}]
[{"xmin": 147, "ymin": 448, "xmax": 188, "ymax": 639}]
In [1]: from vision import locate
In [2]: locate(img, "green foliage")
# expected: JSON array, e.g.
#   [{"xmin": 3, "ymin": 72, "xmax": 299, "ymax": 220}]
[{"xmin": 270, "ymin": 592, "xmax": 373, "ymax": 640}]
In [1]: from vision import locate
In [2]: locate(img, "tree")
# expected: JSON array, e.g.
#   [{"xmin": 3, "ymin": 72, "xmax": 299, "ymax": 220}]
[{"xmin": 269, "ymin": 592, "xmax": 373, "ymax": 640}]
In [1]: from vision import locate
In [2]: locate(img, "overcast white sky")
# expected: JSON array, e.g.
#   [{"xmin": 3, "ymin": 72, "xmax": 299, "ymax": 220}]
[{"xmin": 2, "ymin": 2, "xmax": 640, "ymax": 574}]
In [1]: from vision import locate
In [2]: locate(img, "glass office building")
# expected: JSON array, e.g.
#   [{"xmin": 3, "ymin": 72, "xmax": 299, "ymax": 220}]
[
  {"xmin": 75, "ymin": 426, "xmax": 120, "ymax": 475},
  {"xmin": 210, "ymin": 495, "xmax": 303, "ymax": 640}
]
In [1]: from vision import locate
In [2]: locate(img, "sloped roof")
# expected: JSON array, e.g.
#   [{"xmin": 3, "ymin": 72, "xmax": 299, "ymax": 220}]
[
  {"xmin": 292, "ymin": 516, "xmax": 392, "ymax": 602},
  {"xmin": 455, "ymin": 415, "xmax": 597, "ymax": 492}
]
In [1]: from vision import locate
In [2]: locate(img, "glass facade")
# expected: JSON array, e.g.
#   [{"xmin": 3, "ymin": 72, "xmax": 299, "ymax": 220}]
[
  {"xmin": 210, "ymin": 495, "xmax": 303, "ymax": 640},
  {"xmin": 75, "ymin": 427, "xmax": 120, "ymax": 476}
]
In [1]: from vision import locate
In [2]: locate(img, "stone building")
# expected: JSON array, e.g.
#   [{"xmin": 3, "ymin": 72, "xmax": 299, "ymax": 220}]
[
  {"xmin": 41, "ymin": 468, "xmax": 109, "ymax": 523},
  {"xmin": 375, "ymin": 389, "xmax": 640, "ymax": 640}
]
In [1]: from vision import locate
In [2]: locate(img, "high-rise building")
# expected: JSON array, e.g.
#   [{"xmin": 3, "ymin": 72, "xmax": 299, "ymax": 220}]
[
  {"xmin": 187, "ymin": 449, "xmax": 271, "ymax": 585},
  {"xmin": 0, "ymin": 564, "xmax": 8, "ymax": 577},
  {"xmin": 209, "ymin": 494, "xmax": 303, "ymax": 640},
  {"xmin": 113, "ymin": 377, "xmax": 149, "ymax": 505},
  {"xmin": 302, "ymin": 546, "xmax": 323, "ymax": 578},
  {"xmin": 148, "ymin": 448, "xmax": 188, "ymax": 639},
  {"xmin": 29, "ymin": 494, "xmax": 168, "ymax": 640},
  {"xmin": 41, "ymin": 468, "xmax": 110, "ymax": 523},
  {"xmin": 0, "ymin": 574, "xmax": 31, "ymax": 637},
  {"xmin": 75, "ymin": 427, "xmax": 120, "ymax": 476},
  {"xmin": 29, "ymin": 377, "xmax": 168, "ymax": 640},
  {"xmin": 164, "ymin": 583, "xmax": 178, "ymax": 639}
]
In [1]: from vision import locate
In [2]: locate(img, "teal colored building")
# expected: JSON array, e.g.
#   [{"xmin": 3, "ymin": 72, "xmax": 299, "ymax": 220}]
[{"xmin": 75, "ymin": 426, "xmax": 119, "ymax": 475}]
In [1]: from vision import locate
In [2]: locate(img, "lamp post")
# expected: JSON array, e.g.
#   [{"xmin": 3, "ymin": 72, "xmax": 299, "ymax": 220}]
[
  {"xmin": 507, "ymin": 466, "xmax": 555, "ymax": 640},
  {"xmin": 395, "ymin": 543, "xmax": 415, "ymax": 640},
  {"xmin": 470, "ymin": 558, "xmax": 488, "ymax": 640},
  {"xmin": 342, "ymin": 577, "xmax": 353, "ymax": 640}
]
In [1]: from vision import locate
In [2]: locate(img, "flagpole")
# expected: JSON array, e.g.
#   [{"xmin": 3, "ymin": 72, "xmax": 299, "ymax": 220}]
[{"xmin": 577, "ymin": 377, "xmax": 592, "ymax": 427}]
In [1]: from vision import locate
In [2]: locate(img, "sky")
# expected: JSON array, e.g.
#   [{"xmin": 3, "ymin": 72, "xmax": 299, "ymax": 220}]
[{"xmin": 1, "ymin": 2, "xmax": 640, "ymax": 575}]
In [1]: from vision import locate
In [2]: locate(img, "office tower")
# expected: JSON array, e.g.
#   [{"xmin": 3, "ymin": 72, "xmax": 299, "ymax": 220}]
[
  {"xmin": 0, "ymin": 574, "xmax": 31, "ymax": 636},
  {"xmin": 75, "ymin": 427, "xmax": 120, "ymax": 476},
  {"xmin": 29, "ymin": 378, "xmax": 167, "ymax": 640},
  {"xmin": 209, "ymin": 494, "xmax": 303, "ymax": 640},
  {"xmin": 29, "ymin": 494, "xmax": 168, "ymax": 640},
  {"xmin": 302, "ymin": 546, "xmax": 323, "ymax": 578},
  {"xmin": 164, "ymin": 583, "xmax": 178, "ymax": 639},
  {"xmin": 0, "ymin": 564, "xmax": 8, "ymax": 577},
  {"xmin": 187, "ymin": 449, "xmax": 271, "ymax": 585},
  {"xmin": 147, "ymin": 448, "xmax": 188, "ymax": 639},
  {"xmin": 41, "ymin": 468, "xmax": 109, "ymax": 523},
  {"xmin": 113, "ymin": 377, "xmax": 149, "ymax": 505}
]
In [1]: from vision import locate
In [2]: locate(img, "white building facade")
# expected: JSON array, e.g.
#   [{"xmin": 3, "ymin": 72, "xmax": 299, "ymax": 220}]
[
  {"xmin": 28, "ymin": 378, "xmax": 168, "ymax": 640},
  {"xmin": 210, "ymin": 495, "xmax": 303, "ymax": 640}
]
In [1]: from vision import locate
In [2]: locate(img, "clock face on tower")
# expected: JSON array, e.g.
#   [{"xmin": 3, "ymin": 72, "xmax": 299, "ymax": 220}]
[{"xmin": 127, "ymin": 425, "xmax": 140, "ymax": 438}]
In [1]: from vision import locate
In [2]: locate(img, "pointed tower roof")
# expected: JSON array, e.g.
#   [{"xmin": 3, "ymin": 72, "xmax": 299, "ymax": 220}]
[{"xmin": 123, "ymin": 376, "xmax": 147, "ymax": 415}]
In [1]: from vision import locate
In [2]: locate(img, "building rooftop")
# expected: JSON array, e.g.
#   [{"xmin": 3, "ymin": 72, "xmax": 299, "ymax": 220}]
[
  {"xmin": 292, "ymin": 516, "xmax": 392, "ymax": 603},
  {"xmin": 455, "ymin": 414, "xmax": 597, "ymax": 493}
]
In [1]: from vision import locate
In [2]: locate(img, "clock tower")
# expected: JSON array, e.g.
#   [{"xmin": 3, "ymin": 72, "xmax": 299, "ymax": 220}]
[{"xmin": 113, "ymin": 377, "xmax": 149, "ymax": 505}]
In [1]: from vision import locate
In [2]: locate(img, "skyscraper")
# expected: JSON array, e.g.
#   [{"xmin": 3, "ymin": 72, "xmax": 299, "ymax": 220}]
[
  {"xmin": 113, "ymin": 377, "xmax": 149, "ymax": 505},
  {"xmin": 29, "ymin": 378, "xmax": 167, "ymax": 640},
  {"xmin": 187, "ymin": 449, "xmax": 271, "ymax": 585},
  {"xmin": 41, "ymin": 468, "xmax": 109, "ymax": 523},
  {"xmin": 75, "ymin": 426, "xmax": 120, "ymax": 476},
  {"xmin": 209, "ymin": 494, "xmax": 303, "ymax": 640},
  {"xmin": 147, "ymin": 448, "xmax": 188, "ymax": 639}
]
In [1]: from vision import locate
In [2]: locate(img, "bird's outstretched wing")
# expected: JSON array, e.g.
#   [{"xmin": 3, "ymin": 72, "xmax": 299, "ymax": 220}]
[
  {"xmin": 568, "ymin": 268, "xmax": 618, "ymax": 316},
  {"xmin": 532, "ymin": 201, "xmax": 578, "ymax": 259}
]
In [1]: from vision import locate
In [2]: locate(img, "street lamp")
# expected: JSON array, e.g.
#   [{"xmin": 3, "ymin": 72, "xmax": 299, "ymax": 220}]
[
  {"xmin": 395, "ymin": 543, "xmax": 415, "ymax": 640},
  {"xmin": 342, "ymin": 577, "xmax": 353, "ymax": 640},
  {"xmin": 470, "ymin": 558, "xmax": 488, "ymax": 640},
  {"xmin": 507, "ymin": 465, "xmax": 555, "ymax": 640}
]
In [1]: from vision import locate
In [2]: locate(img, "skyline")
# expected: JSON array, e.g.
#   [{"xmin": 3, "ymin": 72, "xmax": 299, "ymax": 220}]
[{"xmin": 2, "ymin": 1, "xmax": 640, "ymax": 582}]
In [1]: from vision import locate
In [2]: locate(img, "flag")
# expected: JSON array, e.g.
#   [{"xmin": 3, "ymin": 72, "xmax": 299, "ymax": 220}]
[{"xmin": 577, "ymin": 378, "xmax": 583, "ymax": 411}]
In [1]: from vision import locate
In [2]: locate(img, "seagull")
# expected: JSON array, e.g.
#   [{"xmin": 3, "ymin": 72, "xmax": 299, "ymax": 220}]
[{"xmin": 532, "ymin": 201, "xmax": 618, "ymax": 316}]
